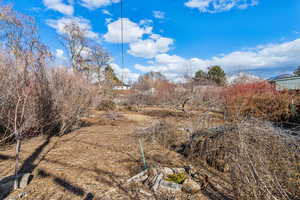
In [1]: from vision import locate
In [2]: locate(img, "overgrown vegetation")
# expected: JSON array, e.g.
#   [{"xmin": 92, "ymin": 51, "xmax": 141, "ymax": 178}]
[
  {"xmin": 0, "ymin": 5, "xmax": 98, "ymax": 143},
  {"xmin": 188, "ymin": 120, "xmax": 300, "ymax": 200},
  {"xmin": 1, "ymin": 2, "xmax": 300, "ymax": 199},
  {"xmin": 222, "ymin": 81, "xmax": 300, "ymax": 122},
  {"xmin": 139, "ymin": 118, "xmax": 300, "ymax": 199},
  {"xmin": 0, "ymin": 4, "xmax": 107, "ymax": 187},
  {"xmin": 96, "ymin": 99, "xmax": 116, "ymax": 111},
  {"xmin": 137, "ymin": 121, "xmax": 182, "ymax": 149}
]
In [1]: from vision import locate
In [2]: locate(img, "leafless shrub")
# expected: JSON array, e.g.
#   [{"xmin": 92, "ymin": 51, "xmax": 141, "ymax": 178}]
[
  {"xmin": 182, "ymin": 119, "xmax": 300, "ymax": 200},
  {"xmin": 0, "ymin": 60, "xmax": 95, "ymax": 139},
  {"xmin": 0, "ymin": 5, "xmax": 54, "ymax": 142},
  {"xmin": 49, "ymin": 69, "xmax": 95, "ymax": 135},
  {"xmin": 0, "ymin": 5, "xmax": 57, "ymax": 185},
  {"xmin": 191, "ymin": 86, "xmax": 223, "ymax": 111},
  {"xmin": 0, "ymin": 3, "xmax": 99, "ymax": 190},
  {"xmin": 230, "ymin": 121, "xmax": 300, "ymax": 200},
  {"xmin": 137, "ymin": 121, "xmax": 182, "ymax": 148},
  {"xmin": 127, "ymin": 93, "xmax": 156, "ymax": 107},
  {"xmin": 0, "ymin": 3, "xmax": 97, "ymax": 141},
  {"xmin": 96, "ymin": 99, "xmax": 116, "ymax": 111},
  {"xmin": 168, "ymin": 87, "xmax": 191, "ymax": 112}
]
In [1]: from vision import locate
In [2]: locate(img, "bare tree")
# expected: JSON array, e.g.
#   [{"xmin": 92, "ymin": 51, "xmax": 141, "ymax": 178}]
[
  {"xmin": 61, "ymin": 22, "xmax": 110, "ymax": 84},
  {"xmin": 0, "ymin": 4, "xmax": 52, "ymax": 188},
  {"xmin": 88, "ymin": 44, "xmax": 110, "ymax": 85},
  {"xmin": 0, "ymin": 5, "xmax": 34, "ymax": 83},
  {"xmin": 61, "ymin": 22, "xmax": 89, "ymax": 72}
]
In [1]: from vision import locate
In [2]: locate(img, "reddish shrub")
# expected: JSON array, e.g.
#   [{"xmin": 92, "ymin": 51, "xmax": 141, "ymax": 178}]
[
  {"xmin": 153, "ymin": 80, "xmax": 176, "ymax": 104},
  {"xmin": 128, "ymin": 80, "xmax": 177, "ymax": 106},
  {"xmin": 222, "ymin": 81, "xmax": 299, "ymax": 121}
]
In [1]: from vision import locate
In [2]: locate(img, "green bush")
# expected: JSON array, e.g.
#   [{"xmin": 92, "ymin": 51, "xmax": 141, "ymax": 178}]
[{"xmin": 165, "ymin": 172, "xmax": 187, "ymax": 184}]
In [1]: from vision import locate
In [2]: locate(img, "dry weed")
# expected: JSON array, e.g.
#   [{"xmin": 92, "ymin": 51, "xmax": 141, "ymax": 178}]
[
  {"xmin": 182, "ymin": 119, "xmax": 300, "ymax": 200},
  {"xmin": 136, "ymin": 121, "xmax": 182, "ymax": 149}
]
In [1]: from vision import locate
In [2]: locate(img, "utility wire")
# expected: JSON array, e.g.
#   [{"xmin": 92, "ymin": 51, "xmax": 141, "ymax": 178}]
[{"xmin": 120, "ymin": 0, "xmax": 124, "ymax": 68}]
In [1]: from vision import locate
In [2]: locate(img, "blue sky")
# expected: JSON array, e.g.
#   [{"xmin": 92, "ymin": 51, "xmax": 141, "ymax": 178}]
[{"xmin": 6, "ymin": 0, "xmax": 300, "ymax": 81}]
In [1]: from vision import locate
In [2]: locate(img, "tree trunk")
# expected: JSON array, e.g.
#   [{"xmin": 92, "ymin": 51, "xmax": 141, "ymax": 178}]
[
  {"xmin": 14, "ymin": 132, "xmax": 21, "ymax": 189},
  {"xmin": 182, "ymin": 97, "xmax": 191, "ymax": 112}
]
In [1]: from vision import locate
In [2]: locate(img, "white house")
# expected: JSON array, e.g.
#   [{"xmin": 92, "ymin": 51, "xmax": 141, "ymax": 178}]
[{"xmin": 113, "ymin": 85, "xmax": 131, "ymax": 90}]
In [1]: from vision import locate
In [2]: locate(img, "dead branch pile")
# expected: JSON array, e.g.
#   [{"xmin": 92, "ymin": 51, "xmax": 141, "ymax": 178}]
[{"xmin": 181, "ymin": 119, "xmax": 300, "ymax": 200}]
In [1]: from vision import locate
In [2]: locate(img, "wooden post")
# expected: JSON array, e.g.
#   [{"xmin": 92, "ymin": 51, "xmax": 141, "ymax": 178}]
[{"xmin": 139, "ymin": 139, "xmax": 147, "ymax": 170}]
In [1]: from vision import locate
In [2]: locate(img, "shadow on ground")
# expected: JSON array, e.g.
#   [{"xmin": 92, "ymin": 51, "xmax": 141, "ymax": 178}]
[
  {"xmin": 37, "ymin": 169, "xmax": 95, "ymax": 199},
  {"xmin": 1, "ymin": 135, "xmax": 56, "ymax": 199}
]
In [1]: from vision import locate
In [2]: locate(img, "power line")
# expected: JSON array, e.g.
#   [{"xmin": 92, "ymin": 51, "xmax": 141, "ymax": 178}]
[{"xmin": 120, "ymin": 0, "xmax": 124, "ymax": 68}]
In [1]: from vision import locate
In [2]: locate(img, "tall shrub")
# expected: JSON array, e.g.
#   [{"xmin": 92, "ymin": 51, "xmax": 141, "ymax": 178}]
[{"xmin": 222, "ymin": 81, "xmax": 298, "ymax": 121}]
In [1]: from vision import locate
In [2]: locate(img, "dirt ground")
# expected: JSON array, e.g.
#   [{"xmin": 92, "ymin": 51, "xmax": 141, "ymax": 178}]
[{"xmin": 0, "ymin": 109, "xmax": 200, "ymax": 200}]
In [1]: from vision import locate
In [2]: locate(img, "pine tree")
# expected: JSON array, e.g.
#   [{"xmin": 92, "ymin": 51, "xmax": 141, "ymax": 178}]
[
  {"xmin": 195, "ymin": 69, "xmax": 207, "ymax": 79},
  {"xmin": 104, "ymin": 66, "xmax": 122, "ymax": 85},
  {"xmin": 207, "ymin": 65, "xmax": 226, "ymax": 85}
]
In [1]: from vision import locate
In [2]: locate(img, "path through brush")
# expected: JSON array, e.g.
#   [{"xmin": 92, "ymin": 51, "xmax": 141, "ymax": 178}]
[{"xmin": 0, "ymin": 110, "xmax": 192, "ymax": 200}]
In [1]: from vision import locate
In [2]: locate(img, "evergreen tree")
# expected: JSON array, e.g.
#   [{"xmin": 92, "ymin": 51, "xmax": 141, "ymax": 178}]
[
  {"xmin": 195, "ymin": 69, "xmax": 207, "ymax": 79},
  {"xmin": 104, "ymin": 66, "xmax": 122, "ymax": 85},
  {"xmin": 207, "ymin": 65, "xmax": 226, "ymax": 85}
]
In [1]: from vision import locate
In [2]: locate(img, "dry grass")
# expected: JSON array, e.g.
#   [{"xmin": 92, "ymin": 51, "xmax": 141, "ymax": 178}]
[
  {"xmin": 0, "ymin": 111, "xmax": 187, "ymax": 199},
  {"xmin": 3, "ymin": 104, "xmax": 298, "ymax": 200},
  {"xmin": 143, "ymin": 110, "xmax": 187, "ymax": 118},
  {"xmin": 136, "ymin": 120, "xmax": 184, "ymax": 149}
]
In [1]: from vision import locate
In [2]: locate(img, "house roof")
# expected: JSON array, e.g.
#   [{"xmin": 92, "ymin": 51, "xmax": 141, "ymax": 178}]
[
  {"xmin": 269, "ymin": 75, "xmax": 300, "ymax": 90},
  {"xmin": 269, "ymin": 76, "xmax": 300, "ymax": 82}
]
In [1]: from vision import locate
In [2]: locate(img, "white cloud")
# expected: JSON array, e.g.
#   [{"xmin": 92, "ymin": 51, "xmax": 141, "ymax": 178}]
[
  {"xmin": 227, "ymin": 72, "xmax": 261, "ymax": 84},
  {"xmin": 110, "ymin": 63, "xmax": 140, "ymax": 82},
  {"xmin": 105, "ymin": 18, "xmax": 113, "ymax": 24},
  {"xmin": 153, "ymin": 10, "xmax": 165, "ymax": 19},
  {"xmin": 46, "ymin": 17, "xmax": 99, "ymax": 39},
  {"xmin": 43, "ymin": 0, "xmax": 74, "ymax": 15},
  {"xmin": 208, "ymin": 39, "xmax": 300, "ymax": 71},
  {"xmin": 139, "ymin": 19, "xmax": 153, "ymax": 26},
  {"xmin": 104, "ymin": 18, "xmax": 173, "ymax": 59},
  {"xmin": 55, "ymin": 49, "xmax": 67, "ymax": 60},
  {"xmin": 128, "ymin": 34, "xmax": 174, "ymax": 58},
  {"xmin": 134, "ymin": 38, "xmax": 300, "ymax": 80},
  {"xmin": 185, "ymin": 0, "xmax": 258, "ymax": 13},
  {"xmin": 103, "ymin": 18, "xmax": 152, "ymax": 43},
  {"xmin": 80, "ymin": 0, "xmax": 120, "ymax": 10},
  {"xmin": 134, "ymin": 54, "xmax": 206, "ymax": 81},
  {"xmin": 102, "ymin": 9, "xmax": 112, "ymax": 16}
]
